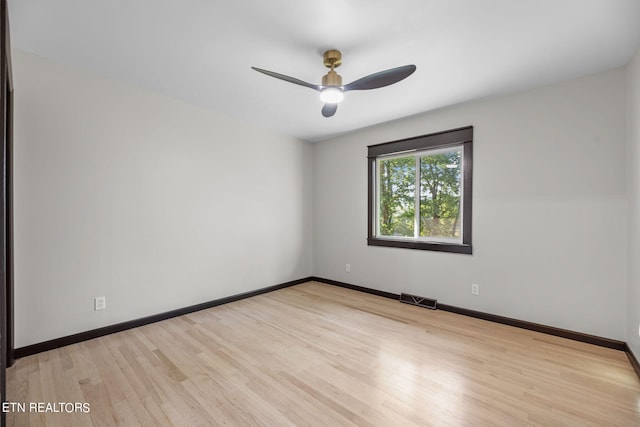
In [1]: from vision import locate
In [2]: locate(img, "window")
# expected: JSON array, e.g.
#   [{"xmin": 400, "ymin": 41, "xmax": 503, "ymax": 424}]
[{"xmin": 367, "ymin": 126, "xmax": 473, "ymax": 254}]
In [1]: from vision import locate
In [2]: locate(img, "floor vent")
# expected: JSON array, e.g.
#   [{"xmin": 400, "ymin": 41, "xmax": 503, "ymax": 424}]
[{"xmin": 399, "ymin": 293, "xmax": 437, "ymax": 310}]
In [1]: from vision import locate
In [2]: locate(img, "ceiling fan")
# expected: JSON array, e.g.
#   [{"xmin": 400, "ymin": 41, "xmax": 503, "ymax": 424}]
[{"xmin": 252, "ymin": 50, "xmax": 416, "ymax": 118}]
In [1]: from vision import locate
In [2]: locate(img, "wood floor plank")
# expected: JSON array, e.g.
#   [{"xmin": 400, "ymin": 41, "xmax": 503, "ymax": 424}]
[{"xmin": 6, "ymin": 282, "xmax": 640, "ymax": 426}]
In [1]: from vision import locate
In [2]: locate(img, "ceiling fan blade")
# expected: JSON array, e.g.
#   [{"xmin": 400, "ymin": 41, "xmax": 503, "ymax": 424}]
[
  {"xmin": 343, "ymin": 64, "xmax": 416, "ymax": 92},
  {"xmin": 322, "ymin": 103, "xmax": 338, "ymax": 118},
  {"xmin": 251, "ymin": 67, "xmax": 321, "ymax": 91}
]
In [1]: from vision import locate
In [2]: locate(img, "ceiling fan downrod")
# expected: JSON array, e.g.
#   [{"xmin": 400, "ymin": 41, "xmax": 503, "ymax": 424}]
[{"xmin": 321, "ymin": 49, "xmax": 343, "ymax": 87}]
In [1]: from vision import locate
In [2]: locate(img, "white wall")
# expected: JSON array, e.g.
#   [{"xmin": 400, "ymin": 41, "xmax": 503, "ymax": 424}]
[
  {"xmin": 13, "ymin": 50, "xmax": 314, "ymax": 347},
  {"xmin": 314, "ymin": 68, "xmax": 627, "ymax": 340},
  {"xmin": 627, "ymin": 48, "xmax": 640, "ymax": 355}
]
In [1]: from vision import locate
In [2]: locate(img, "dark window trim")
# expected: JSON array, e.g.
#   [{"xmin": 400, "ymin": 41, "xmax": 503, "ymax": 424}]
[
  {"xmin": 367, "ymin": 126, "xmax": 473, "ymax": 158},
  {"xmin": 367, "ymin": 126, "xmax": 473, "ymax": 254}
]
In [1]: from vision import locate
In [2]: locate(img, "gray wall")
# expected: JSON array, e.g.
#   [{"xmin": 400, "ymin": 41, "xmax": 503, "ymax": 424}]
[
  {"xmin": 627, "ymin": 48, "xmax": 640, "ymax": 355},
  {"xmin": 12, "ymin": 48, "xmax": 636, "ymax": 348},
  {"xmin": 314, "ymin": 68, "xmax": 627, "ymax": 340},
  {"xmin": 13, "ymin": 50, "xmax": 314, "ymax": 347}
]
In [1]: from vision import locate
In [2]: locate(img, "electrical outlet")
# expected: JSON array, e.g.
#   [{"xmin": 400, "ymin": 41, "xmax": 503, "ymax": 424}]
[
  {"xmin": 345, "ymin": 264, "xmax": 351, "ymax": 273},
  {"xmin": 638, "ymin": 324, "xmax": 640, "ymax": 337},
  {"xmin": 94, "ymin": 296, "xmax": 106, "ymax": 311},
  {"xmin": 471, "ymin": 284, "xmax": 480, "ymax": 295}
]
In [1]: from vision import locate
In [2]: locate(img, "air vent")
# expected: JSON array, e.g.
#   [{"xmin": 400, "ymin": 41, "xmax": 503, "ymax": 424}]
[{"xmin": 399, "ymin": 293, "xmax": 437, "ymax": 310}]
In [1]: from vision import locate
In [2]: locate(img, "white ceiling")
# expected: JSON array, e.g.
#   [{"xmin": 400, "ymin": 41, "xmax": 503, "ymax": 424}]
[{"xmin": 7, "ymin": 0, "xmax": 640, "ymax": 142}]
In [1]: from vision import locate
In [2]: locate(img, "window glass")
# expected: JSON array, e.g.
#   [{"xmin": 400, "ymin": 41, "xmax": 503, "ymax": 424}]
[
  {"xmin": 419, "ymin": 148, "xmax": 462, "ymax": 242},
  {"xmin": 377, "ymin": 155, "xmax": 415, "ymax": 238},
  {"xmin": 367, "ymin": 126, "xmax": 472, "ymax": 254}
]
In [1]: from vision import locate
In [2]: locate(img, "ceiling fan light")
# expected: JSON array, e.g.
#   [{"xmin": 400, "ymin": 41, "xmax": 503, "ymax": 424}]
[{"xmin": 320, "ymin": 87, "xmax": 344, "ymax": 103}]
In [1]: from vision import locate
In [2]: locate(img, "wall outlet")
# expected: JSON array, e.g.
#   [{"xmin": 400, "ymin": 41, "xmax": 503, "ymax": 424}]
[
  {"xmin": 638, "ymin": 324, "xmax": 640, "ymax": 337},
  {"xmin": 345, "ymin": 264, "xmax": 351, "ymax": 273},
  {"xmin": 94, "ymin": 296, "xmax": 106, "ymax": 311},
  {"xmin": 471, "ymin": 284, "xmax": 480, "ymax": 295}
]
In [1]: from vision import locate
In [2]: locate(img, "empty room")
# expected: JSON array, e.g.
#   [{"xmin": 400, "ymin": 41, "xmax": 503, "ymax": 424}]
[{"xmin": 1, "ymin": 0, "xmax": 640, "ymax": 425}]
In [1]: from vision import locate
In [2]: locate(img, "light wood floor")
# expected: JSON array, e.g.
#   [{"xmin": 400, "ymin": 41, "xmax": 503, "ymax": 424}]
[{"xmin": 6, "ymin": 281, "xmax": 640, "ymax": 426}]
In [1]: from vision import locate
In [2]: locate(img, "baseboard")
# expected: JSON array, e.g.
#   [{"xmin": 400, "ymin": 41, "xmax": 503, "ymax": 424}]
[
  {"xmin": 11, "ymin": 275, "xmax": 632, "ymax": 365},
  {"xmin": 625, "ymin": 344, "xmax": 640, "ymax": 379},
  {"xmin": 437, "ymin": 303, "xmax": 624, "ymax": 351},
  {"xmin": 13, "ymin": 277, "xmax": 313, "ymax": 359},
  {"xmin": 310, "ymin": 276, "xmax": 400, "ymax": 300},
  {"xmin": 310, "ymin": 276, "xmax": 626, "ymax": 352}
]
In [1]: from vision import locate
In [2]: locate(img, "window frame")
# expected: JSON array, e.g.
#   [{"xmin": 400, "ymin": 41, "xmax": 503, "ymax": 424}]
[{"xmin": 367, "ymin": 126, "xmax": 473, "ymax": 254}]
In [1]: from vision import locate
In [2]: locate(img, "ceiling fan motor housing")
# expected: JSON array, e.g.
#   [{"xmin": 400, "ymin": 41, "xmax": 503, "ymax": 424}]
[{"xmin": 322, "ymin": 70, "xmax": 342, "ymax": 87}]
